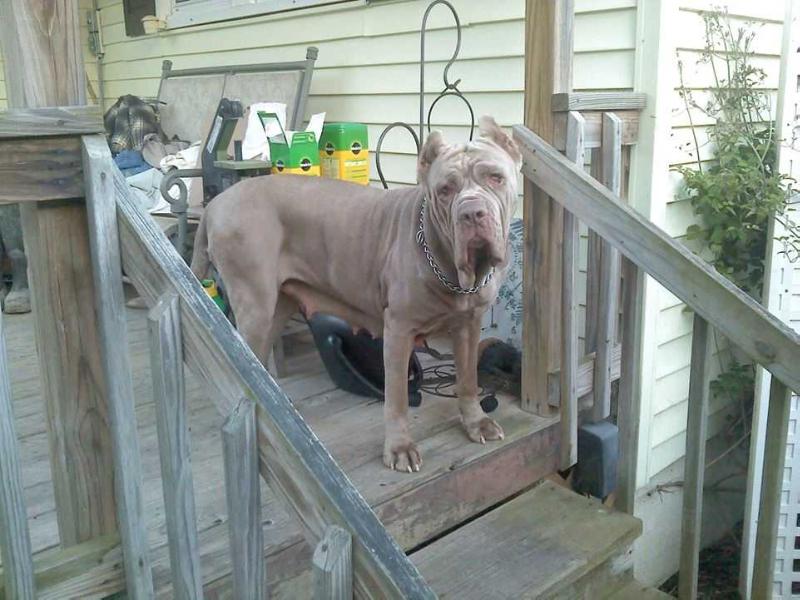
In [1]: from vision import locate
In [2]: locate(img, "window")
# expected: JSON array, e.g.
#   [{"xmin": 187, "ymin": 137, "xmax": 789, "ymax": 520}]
[
  {"xmin": 163, "ymin": 0, "xmax": 356, "ymax": 29},
  {"xmin": 123, "ymin": 0, "xmax": 157, "ymax": 36}
]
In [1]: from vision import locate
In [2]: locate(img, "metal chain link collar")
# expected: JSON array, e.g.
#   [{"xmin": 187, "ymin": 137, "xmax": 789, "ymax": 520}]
[{"xmin": 415, "ymin": 197, "xmax": 494, "ymax": 295}]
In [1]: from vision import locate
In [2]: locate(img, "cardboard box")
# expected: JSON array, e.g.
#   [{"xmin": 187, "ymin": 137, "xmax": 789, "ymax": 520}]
[
  {"xmin": 319, "ymin": 122, "xmax": 369, "ymax": 185},
  {"xmin": 259, "ymin": 112, "xmax": 321, "ymax": 176}
]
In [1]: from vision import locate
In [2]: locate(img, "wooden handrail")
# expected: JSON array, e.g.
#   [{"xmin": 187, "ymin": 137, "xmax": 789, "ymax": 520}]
[
  {"xmin": 0, "ymin": 106, "xmax": 103, "ymax": 138},
  {"xmin": 513, "ymin": 124, "xmax": 800, "ymax": 393},
  {"xmin": 110, "ymin": 153, "xmax": 434, "ymax": 599}
]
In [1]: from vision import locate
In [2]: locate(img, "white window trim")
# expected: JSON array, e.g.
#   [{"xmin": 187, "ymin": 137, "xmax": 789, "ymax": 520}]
[{"xmin": 159, "ymin": 0, "xmax": 360, "ymax": 29}]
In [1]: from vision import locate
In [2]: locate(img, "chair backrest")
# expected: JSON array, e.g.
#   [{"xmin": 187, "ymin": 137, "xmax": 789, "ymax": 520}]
[{"xmin": 156, "ymin": 47, "xmax": 318, "ymax": 143}]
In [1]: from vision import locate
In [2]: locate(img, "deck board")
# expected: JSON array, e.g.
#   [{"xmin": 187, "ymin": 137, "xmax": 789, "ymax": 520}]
[{"xmin": 4, "ymin": 308, "xmax": 557, "ymax": 597}]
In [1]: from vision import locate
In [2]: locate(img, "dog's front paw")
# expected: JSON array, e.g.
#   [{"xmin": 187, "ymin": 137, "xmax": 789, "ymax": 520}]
[
  {"xmin": 463, "ymin": 416, "xmax": 505, "ymax": 444},
  {"xmin": 383, "ymin": 437, "xmax": 422, "ymax": 473}
]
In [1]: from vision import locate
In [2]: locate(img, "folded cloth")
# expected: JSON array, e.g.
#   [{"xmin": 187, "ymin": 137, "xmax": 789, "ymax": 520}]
[
  {"xmin": 104, "ymin": 95, "xmax": 161, "ymax": 154},
  {"xmin": 114, "ymin": 149, "xmax": 150, "ymax": 177},
  {"xmin": 141, "ymin": 133, "xmax": 191, "ymax": 168},
  {"xmin": 125, "ymin": 168, "xmax": 170, "ymax": 214}
]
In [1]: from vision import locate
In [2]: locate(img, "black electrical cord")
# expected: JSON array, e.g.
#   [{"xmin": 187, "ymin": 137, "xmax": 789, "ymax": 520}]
[{"xmin": 420, "ymin": 362, "xmax": 499, "ymax": 412}]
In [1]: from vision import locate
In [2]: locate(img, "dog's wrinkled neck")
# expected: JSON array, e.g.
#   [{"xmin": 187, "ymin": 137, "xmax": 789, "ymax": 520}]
[{"xmin": 420, "ymin": 188, "xmax": 461, "ymax": 285}]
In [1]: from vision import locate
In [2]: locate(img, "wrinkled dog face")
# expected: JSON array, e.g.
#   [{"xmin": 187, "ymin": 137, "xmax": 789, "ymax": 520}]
[{"xmin": 418, "ymin": 116, "xmax": 522, "ymax": 289}]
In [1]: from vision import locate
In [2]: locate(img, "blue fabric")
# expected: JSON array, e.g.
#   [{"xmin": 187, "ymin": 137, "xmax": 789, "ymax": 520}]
[{"xmin": 114, "ymin": 149, "xmax": 150, "ymax": 177}]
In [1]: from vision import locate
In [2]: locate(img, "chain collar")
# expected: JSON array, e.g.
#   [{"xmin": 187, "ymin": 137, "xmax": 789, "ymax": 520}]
[{"xmin": 415, "ymin": 196, "xmax": 494, "ymax": 295}]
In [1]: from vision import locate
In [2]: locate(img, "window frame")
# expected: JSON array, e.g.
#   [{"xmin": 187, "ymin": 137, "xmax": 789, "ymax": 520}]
[{"xmin": 160, "ymin": 0, "xmax": 360, "ymax": 29}]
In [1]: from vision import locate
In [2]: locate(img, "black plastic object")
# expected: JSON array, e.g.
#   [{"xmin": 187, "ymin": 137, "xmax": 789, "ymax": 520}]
[
  {"xmin": 573, "ymin": 421, "xmax": 619, "ymax": 500},
  {"xmin": 201, "ymin": 98, "xmax": 244, "ymax": 202},
  {"xmin": 480, "ymin": 394, "xmax": 499, "ymax": 413},
  {"xmin": 307, "ymin": 313, "xmax": 423, "ymax": 407},
  {"xmin": 477, "ymin": 339, "xmax": 521, "ymax": 398}
]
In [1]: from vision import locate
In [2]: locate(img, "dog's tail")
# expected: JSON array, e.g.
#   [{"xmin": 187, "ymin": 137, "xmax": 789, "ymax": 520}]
[{"xmin": 190, "ymin": 215, "xmax": 211, "ymax": 280}]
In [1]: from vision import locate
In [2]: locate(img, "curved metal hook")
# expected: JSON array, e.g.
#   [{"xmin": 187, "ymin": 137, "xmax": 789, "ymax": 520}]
[
  {"xmin": 419, "ymin": 0, "xmax": 463, "ymax": 143},
  {"xmin": 375, "ymin": 122, "xmax": 421, "ymax": 190},
  {"xmin": 427, "ymin": 90, "xmax": 475, "ymax": 141}
]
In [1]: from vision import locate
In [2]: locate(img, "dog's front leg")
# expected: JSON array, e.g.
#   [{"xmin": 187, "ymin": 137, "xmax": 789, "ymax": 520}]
[
  {"xmin": 382, "ymin": 319, "xmax": 421, "ymax": 472},
  {"xmin": 452, "ymin": 319, "xmax": 505, "ymax": 444}
]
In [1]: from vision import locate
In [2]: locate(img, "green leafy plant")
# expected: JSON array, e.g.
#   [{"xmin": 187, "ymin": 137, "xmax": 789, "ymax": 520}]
[
  {"xmin": 677, "ymin": 10, "xmax": 799, "ymax": 298},
  {"xmin": 675, "ymin": 10, "xmax": 799, "ymax": 422}
]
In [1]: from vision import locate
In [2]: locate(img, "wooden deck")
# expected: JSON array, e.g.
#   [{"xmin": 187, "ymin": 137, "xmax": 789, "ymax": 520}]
[{"xmin": 6, "ymin": 307, "xmax": 558, "ymax": 598}]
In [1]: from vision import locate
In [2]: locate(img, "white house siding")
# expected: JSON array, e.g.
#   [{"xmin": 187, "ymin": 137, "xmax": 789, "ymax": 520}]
[{"xmin": 645, "ymin": 0, "xmax": 785, "ymax": 479}]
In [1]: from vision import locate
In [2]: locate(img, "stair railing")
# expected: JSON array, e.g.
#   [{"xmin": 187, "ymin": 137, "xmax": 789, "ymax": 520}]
[{"xmin": 514, "ymin": 123, "xmax": 800, "ymax": 600}]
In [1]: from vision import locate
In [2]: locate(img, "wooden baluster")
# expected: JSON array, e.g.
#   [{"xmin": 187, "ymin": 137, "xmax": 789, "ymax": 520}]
[
  {"xmin": 149, "ymin": 294, "xmax": 204, "ymax": 599},
  {"xmin": 592, "ymin": 112, "xmax": 622, "ymax": 422},
  {"xmin": 617, "ymin": 256, "xmax": 644, "ymax": 514},
  {"xmin": 678, "ymin": 314, "xmax": 712, "ymax": 600},
  {"xmin": 84, "ymin": 136, "xmax": 154, "ymax": 597},
  {"xmin": 313, "ymin": 525, "xmax": 353, "ymax": 600},
  {"xmin": 0, "ymin": 311, "xmax": 36, "ymax": 599},
  {"xmin": 560, "ymin": 110, "xmax": 585, "ymax": 469},
  {"xmin": 585, "ymin": 146, "xmax": 602, "ymax": 356},
  {"xmin": 752, "ymin": 378, "xmax": 793, "ymax": 598},
  {"xmin": 223, "ymin": 398, "xmax": 265, "ymax": 600}
]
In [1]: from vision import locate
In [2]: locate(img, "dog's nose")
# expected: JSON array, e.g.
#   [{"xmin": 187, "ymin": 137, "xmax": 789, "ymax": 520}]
[{"xmin": 458, "ymin": 202, "xmax": 490, "ymax": 225}]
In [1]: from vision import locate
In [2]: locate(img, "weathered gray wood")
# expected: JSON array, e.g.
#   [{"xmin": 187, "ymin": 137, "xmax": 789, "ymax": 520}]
[
  {"xmin": 0, "ymin": 311, "xmax": 36, "ymax": 600},
  {"xmin": 0, "ymin": 0, "xmax": 118, "ymax": 548},
  {"xmin": 313, "ymin": 525, "xmax": 353, "ymax": 600},
  {"xmin": 222, "ymin": 398, "xmax": 264, "ymax": 600},
  {"xmin": 752, "ymin": 378, "xmax": 793, "ymax": 598},
  {"xmin": 560, "ymin": 111, "xmax": 584, "ymax": 469},
  {"xmin": 513, "ymin": 124, "xmax": 800, "ymax": 392},
  {"xmin": 113, "ymin": 161, "xmax": 434, "ymax": 599},
  {"xmin": 552, "ymin": 110, "xmax": 640, "ymax": 151},
  {"xmin": 617, "ymin": 257, "xmax": 644, "ymax": 515},
  {"xmin": 584, "ymin": 147, "xmax": 603, "ymax": 357},
  {"xmin": 592, "ymin": 112, "xmax": 622, "ymax": 422},
  {"xmin": 552, "ymin": 92, "xmax": 647, "ymax": 112},
  {"xmin": 0, "ymin": 105, "xmax": 103, "ymax": 138},
  {"xmin": 521, "ymin": 0, "xmax": 574, "ymax": 416},
  {"xmin": 83, "ymin": 135, "xmax": 154, "ymax": 598},
  {"xmin": 678, "ymin": 315, "xmax": 712, "ymax": 600},
  {"xmin": 148, "ymin": 293, "xmax": 204, "ymax": 600},
  {"xmin": 0, "ymin": 135, "xmax": 84, "ymax": 202}
]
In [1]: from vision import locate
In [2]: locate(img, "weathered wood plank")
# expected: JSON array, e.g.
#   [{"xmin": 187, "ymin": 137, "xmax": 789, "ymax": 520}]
[
  {"xmin": 148, "ymin": 293, "xmax": 204, "ymax": 600},
  {"xmin": 0, "ymin": 105, "xmax": 103, "ymax": 138},
  {"xmin": 521, "ymin": 0, "xmax": 574, "ymax": 415},
  {"xmin": 112, "ymin": 157, "xmax": 435, "ymax": 599},
  {"xmin": 0, "ymin": 0, "xmax": 118, "ymax": 549},
  {"xmin": 83, "ymin": 135, "xmax": 154, "ymax": 598},
  {"xmin": 584, "ymin": 147, "xmax": 603, "ymax": 358},
  {"xmin": 616, "ymin": 257, "xmax": 644, "ymax": 515},
  {"xmin": 552, "ymin": 92, "xmax": 647, "ymax": 112},
  {"xmin": 223, "ymin": 398, "xmax": 264, "ymax": 600},
  {"xmin": 0, "ymin": 534, "xmax": 122, "ymax": 600},
  {"xmin": 678, "ymin": 315, "xmax": 712, "ymax": 600},
  {"xmin": 752, "ymin": 378, "xmax": 793, "ymax": 599},
  {"xmin": 552, "ymin": 110, "xmax": 640, "ymax": 151},
  {"xmin": 313, "ymin": 526, "xmax": 352, "ymax": 600},
  {"xmin": 592, "ymin": 113, "xmax": 623, "ymax": 422},
  {"xmin": 0, "ymin": 311, "xmax": 36, "ymax": 600},
  {"xmin": 513, "ymin": 124, "xmax": 800, "ymax": 392},
  {"xmin": 560, "ymin": 111, "xmax": 584, "ymax": 469},
  {"xmin": 0, "ymin": 136, "xmax": 83, "ymax": 202}
]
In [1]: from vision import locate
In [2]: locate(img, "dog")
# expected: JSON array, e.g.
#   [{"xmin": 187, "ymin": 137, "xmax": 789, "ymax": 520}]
[{"xmin": 191, "ymin": 115, "xmax": 522, "ymax": 472}]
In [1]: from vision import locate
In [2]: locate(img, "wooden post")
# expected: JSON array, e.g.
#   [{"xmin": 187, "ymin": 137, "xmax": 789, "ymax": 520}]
[
  {"xmin": 0, "ymin": 312, "xmax": 36, "ymax": 600},
  {"xmin": 678, "ymin": 314, "xmax": 712, "ymax": 600},
  {"xmin": 313, "ymin": 525, "xmax": 353, "ymax": 600},
  {"xmin": 223, "ymin": 398, "xmax": 265, "ymax": 600},
  {"xmin": 0, "ymin": 1, "xmax": 118, "ymax": 546},
  {"xmin": 752, "ymin": 378, "xmax": 793, "ymax": 598},
  {"xmin": 592, "ymin": 112, "xmax": 622, "ymax": 422},
  {"xmin": 560, "ymin": 111, "xmax": 584, "ymax": 469},
  {"xmin": 148, "ymin": 294, "xmax": 204, "ymax": 600},
  {"xmin": 617, "ymin": 256, "xmax": 644, "ymax": 514},
  {"xmin": 522, "ymin": 0, "xmax": 574, "ymax": 414}
]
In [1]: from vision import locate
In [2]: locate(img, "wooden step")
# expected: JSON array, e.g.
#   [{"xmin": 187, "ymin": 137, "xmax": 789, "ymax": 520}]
[
  {"xmin": 607, "ymin": 580, "xmax": 674, "ymax": 599},
  {"xmin": 411, "ymin": 479, "xmax": 642, "ymax": 599}
]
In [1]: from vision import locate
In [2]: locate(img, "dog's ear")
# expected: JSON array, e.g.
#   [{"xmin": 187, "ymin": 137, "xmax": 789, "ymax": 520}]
[
  {"xmin": 417, "ymin": 130, "xmax": 446, "ymax": 183},
  {"xmin": 479, "ymin": 116, "xmax": 522, "ymax": 171}
]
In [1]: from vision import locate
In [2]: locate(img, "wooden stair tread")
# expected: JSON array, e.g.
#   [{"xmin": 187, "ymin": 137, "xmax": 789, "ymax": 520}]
[
  {"xmin": 411, "ymin": 480, "xmax": 642, "ymax": 599},
  {"xmin": 607, "ymin": 580, "xmax": 674, "ymax": 599}
]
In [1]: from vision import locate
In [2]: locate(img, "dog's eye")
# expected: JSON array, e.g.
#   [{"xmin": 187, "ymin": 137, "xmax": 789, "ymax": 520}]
[
  {"xmin": 488, "ymin": 173, "xmax": 505, "ymax": 186},
  {"xmin": 437, "ymin": 184, "xmax": 453, "ymax": 196}
]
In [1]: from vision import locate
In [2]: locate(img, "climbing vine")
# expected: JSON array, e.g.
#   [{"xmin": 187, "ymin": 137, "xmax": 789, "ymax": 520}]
[{"xmin": 676, "ymin": 10, "xmax": 799, "ymax": 431}]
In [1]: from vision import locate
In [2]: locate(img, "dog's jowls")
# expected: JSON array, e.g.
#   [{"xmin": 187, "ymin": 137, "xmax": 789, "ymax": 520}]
[{"xmin": 191, "ymin": 115, "xmax": 522, "ymax": 472}]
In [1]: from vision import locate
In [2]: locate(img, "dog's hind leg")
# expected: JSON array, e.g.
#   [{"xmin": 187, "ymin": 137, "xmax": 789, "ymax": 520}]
[{"xmin": 266, "ymin": 292, "xmax": 297, "ymax": 378}]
